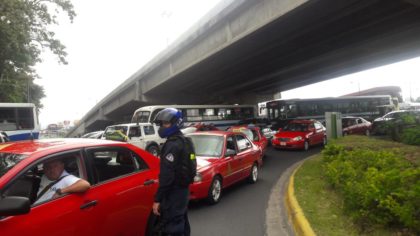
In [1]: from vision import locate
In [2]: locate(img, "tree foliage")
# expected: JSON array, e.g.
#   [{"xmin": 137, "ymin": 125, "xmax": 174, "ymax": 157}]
[{"xmin": 0, "ymin": 0, "xmax": 75, "ymax": 107}]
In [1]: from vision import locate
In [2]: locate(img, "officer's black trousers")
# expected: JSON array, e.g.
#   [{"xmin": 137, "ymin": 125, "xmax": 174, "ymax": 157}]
[{"xmin": 160, "ymin": 188, "xmax": 190, "ymax": 236}]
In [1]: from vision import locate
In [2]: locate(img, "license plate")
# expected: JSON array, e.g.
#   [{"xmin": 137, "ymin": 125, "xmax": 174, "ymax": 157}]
[{"xmin": 280, "ymin": 142, "xmax": 286, "ymax": 146}]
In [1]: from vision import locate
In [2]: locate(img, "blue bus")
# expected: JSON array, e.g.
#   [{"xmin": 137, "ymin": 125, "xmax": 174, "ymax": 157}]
[{"xmin": 0, "ymin": 103, "xmax": 40, "ymax": 141}]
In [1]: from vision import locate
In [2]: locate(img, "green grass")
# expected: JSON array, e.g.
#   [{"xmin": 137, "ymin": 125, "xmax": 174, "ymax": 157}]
[
  {"xmin": 330, "ymin": 135, "xmax": 420, "ymax": 166},
  {"xmin": 293, "ymin": 135, "xmax": 420, "ymax": 236}
]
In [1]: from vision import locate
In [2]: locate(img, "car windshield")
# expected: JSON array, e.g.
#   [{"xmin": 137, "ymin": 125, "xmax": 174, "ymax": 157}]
[
  {"xmin": 104, "ymin": 126, "xmax": 129, "ymax": 141},
  {"xmin": 283, "ymin": 123, "xmax": 308, "ymax": 132},
  {"xmin": 0, "ymin": 152, "xmax": 28, "ymax": 178},
  {"xmin": 188, "ymin": 135, "xmax": 224, "ymax": 158}
]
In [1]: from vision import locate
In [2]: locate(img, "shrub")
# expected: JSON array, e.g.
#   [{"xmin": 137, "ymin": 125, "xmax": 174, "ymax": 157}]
[
  {"xmin": 384, "ymin": 113, "xmax": 420, "ymax": 144},
  {"xmin": 401, "ymin": 126, "xmax": 420, "ymax": 146},
  {"xmin": 322, "ymin": 144, "xmax": 420, "ymax": 233}
]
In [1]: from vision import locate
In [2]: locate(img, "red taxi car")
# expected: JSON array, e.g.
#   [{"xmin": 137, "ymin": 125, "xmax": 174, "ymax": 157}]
[
  {"xmin": 186, "ymin": 131, "xmax": 262, "ymax": 204},
  {"xmin": 342, "ymin": 116, "xmax": 372, "ymax": 136},
  {"xmin": 227, "ymin": 125, "xmax": 268, "ymax": 156},
  {"xmin": 272, "ymin": 119, "xmax": 327, "ymax": 151},
  {"xmin": 0, "ymin": 139, "xmax": 159, "ymax": 236}
]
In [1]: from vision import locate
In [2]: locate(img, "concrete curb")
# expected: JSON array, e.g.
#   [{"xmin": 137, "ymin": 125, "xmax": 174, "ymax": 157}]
[
  {"xmin": 285, "ymin": 164, "xmax": 316, "ymax": 236},
  {"xmin": 265, "ymin": 162, "xmax": 297, "ymax": 236}
]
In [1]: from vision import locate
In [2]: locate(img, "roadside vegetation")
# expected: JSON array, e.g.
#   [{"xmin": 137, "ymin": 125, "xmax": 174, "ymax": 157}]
[
  {"xmin": 382, "ymin": 113, "xmax": 420, "ymax": 146},
  {"xmin": 294, "ymin": 136, "xmax": 420, "ymax": 235}
]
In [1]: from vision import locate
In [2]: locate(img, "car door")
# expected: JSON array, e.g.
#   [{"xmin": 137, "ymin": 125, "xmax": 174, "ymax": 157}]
[
  {"xmin": 256, "ymin": 129, "xmax": 268, "ymax": 152},
  {"xmin": 0, "ymin": 150, "xmax": 97, "ymax": 236},
  {"xmin": 307, "ymin": 123, "xmax": 318, "ymax": 145},
  {"xmin": 313, "ymin": 122, "xmax": 324, "ymax": 144},
  {"xmin": 82, "ymin": 146, "xmax": 157, "ymax": 235},
  {"xmin": 221, "ymin": 135, "xmax": 242, "ymax": 187},
  {"xmin": 234, "ymin": 134, "xmax": 256, "ymax": 179}
]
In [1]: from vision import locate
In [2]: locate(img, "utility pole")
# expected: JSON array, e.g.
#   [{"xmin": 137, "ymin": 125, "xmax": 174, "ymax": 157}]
[{"xmin": 27, "ymin": 77, "xmax": 30, "ymax": 102}]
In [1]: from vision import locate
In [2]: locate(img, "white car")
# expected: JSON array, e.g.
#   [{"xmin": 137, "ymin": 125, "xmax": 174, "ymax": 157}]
[{"xmin": 102, "ymin": 123, "xmax": 165, "ymax": 156}]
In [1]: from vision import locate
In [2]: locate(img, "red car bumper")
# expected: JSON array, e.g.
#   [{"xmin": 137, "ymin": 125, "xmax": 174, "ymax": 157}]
[
  {"xmin": 271, "ymin": 139, "xmax": 305, "ymax": 150},
  {"xmin": 189, "ymin": 178, "xmax": 212, "ymax": 200}
]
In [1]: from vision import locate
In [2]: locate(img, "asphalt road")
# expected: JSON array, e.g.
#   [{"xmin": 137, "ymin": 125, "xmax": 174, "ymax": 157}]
[{"xmin": 188, "ymin": 145, "xmax": 322, "ymax": 236}]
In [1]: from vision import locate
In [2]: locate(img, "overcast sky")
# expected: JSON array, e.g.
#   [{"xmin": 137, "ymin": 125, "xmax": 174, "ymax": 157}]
[{"xmin": 35, "ymin": 0, "xmax": 420, "ymax": 128}]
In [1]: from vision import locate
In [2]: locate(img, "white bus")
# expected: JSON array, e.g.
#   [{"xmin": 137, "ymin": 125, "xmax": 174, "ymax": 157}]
[
  {"xmin": 0, "ymin": 103, "xmax": 40, "ymax": 141},
  {"xmin": 131, "ymin": 105, "xmax": 257, "ymax": 130}
]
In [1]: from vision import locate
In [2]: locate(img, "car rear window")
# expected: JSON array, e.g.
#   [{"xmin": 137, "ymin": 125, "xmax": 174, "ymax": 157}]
[
  {"xmin": 0, "ymin": 152, "xmax": 28, "ymax": 178},
  {"xmin": 230, "ymin": 127, "xmax": 255, "ymax": 141}
]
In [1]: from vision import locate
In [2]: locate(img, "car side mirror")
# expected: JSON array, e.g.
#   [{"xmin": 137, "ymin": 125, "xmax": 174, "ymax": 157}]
[
  {"xmin": 225, "ymin": 149, "xmax": 236, "ymax": 157},
  {"xmin": 0, "ymin": 196, "xmax": 30, "ymax": 216}
]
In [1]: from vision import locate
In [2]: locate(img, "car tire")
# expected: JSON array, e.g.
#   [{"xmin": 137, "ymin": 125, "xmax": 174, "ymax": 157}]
[
  {"xmin": 248, "ymin": 163, "xmax": 258, "ymax": 184},
  {"xmin": 365, "ymin": 129, "xmax": 370, "ymax": 136},
  {"xmin": 146, "ymin": 145, "xmax": 159, "ymax": 157},
  {"xmin": 303, "ymin": 140, "xmax": 309, "ymax": 151},
  {"xmin": 207, "ymin": 176, "xmax": 222, "ymax": 205}
]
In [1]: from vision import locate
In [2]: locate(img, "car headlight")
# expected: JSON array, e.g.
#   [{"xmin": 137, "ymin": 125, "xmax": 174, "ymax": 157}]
[
  {"xmin": 292, "ymin": 136, "xmax": 302, "ymax": 141},
  {"xmin": 194, "ymin": 173, "xmax": 203, "ymax": 182}
]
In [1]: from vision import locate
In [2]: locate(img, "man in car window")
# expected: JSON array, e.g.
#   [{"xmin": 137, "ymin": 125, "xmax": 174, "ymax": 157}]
[{"xmin": 35, "ymin": 159, "xmax": 90, "ymax": 204}]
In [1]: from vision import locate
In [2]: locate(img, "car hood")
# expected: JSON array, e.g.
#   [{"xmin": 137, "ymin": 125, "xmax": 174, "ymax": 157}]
[
  {"xmin": 275, "ymin": 131, "xmax": 310, "ymax": 138},
  {"xmin": 196, "ymin": 156, "xmax": 219, "ymax": 170}
]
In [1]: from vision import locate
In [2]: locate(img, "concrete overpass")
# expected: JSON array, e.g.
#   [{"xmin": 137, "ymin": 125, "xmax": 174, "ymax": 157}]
[{"xmin": 68, "ymin": 0, "xmax": 420, "ymax": 137}]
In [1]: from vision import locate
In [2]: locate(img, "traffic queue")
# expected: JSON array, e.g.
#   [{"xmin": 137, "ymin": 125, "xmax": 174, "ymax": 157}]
[
  {"xmin": 0, "ymin": 107, "xmax": 407, "ymax": 235},
  {"xmin": 0, "ymin": 112, "xmax": 265, "ymax": 235}
]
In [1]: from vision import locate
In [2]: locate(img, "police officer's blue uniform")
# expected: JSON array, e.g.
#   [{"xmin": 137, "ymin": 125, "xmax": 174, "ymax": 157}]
[
  {"xmin": 153, "ymin": 108, "xmax": 195, "ymax": 236},
  {"xmin": 155, "ymin": 131, "xmax": 190, "ymax": 235}
]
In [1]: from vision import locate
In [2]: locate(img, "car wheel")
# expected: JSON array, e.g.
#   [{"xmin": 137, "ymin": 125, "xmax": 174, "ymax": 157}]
[
  {"xmin": 248, "ymin": 163, "xmax": 258, "ymax": 184},
  {"xmin": 146, "ymin": 145, "xmax": 159, "ymax": 157},
  {"xmin": 365, "ymin": 129, "xmax": 370, "ymax": 136},
  {"xmin": 208, "ymin": 176, "xmax": 222, "ymax": 205},
  {"xmin": 303, "ymin": 140, "xmax": 309, "ymax": 151},
  {"xmin": 322, "ymin": 136, "xmax": 327, "ymax": 146}
]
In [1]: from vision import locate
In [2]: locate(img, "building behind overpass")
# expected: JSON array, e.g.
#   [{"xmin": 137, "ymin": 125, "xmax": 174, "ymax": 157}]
[{"xmin": 341, "ymin": 86, "xmax": 403, "ymax": 103}]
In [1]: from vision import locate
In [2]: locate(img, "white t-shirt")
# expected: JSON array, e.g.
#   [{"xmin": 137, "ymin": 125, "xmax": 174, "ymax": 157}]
[{"xmin": 35, "ymin": 170, "xmax": 80, "ymax": 204}]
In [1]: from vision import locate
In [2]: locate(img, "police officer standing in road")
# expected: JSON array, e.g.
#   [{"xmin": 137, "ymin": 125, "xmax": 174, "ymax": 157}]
[{"xmin": 152, "ymin": 108, "xmax": 197, "ymax": 236}]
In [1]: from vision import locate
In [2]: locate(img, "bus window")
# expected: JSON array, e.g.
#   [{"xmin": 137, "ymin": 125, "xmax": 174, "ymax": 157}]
[
  {"xmin": 17, "ymin": 108, "xmax": 34, "ymax": 129},
  {"xmin": 204, "ymin": 109, "xmax": 214, "ymax": 116},
  {"xmin": 132, "ymin": 111, "xmax": 151, "ymax": 123},
  {"xmin": 0, "ymin": 108, "xmax": 17, "ymax": 131}
]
